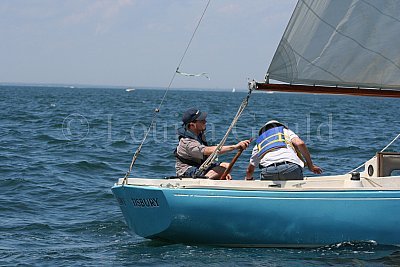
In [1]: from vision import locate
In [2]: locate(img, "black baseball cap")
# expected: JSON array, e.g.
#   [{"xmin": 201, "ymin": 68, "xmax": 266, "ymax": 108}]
[{"xmin": 182, "ymin": 108, "xmax": 207, "ymax": 124}]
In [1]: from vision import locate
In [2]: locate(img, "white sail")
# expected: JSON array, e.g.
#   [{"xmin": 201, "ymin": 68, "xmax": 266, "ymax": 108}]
[{"xmin": 268, "ymin": 0, "xmax": 400, "ymax": 90}]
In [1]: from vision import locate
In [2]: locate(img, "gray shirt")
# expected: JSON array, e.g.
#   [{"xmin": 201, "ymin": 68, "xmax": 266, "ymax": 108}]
[{"xmin": 175, "ymin": 137, "xmax": 206, "ymax": 176}]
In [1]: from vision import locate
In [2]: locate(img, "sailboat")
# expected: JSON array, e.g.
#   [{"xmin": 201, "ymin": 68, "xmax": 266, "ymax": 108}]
[{"xmin": 112, "ymin": 0, "xmax": 400, "ymax": 247}]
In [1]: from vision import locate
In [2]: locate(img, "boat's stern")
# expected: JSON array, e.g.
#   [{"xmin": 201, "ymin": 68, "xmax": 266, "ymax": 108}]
[{"xmin": 111, "ymin": 183, "xmax": 172, "ymax": 238}]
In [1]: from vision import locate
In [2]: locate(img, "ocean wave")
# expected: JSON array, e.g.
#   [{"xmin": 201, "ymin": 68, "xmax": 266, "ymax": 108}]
[
  {"xmin": 318, "ymin": 240, "xmax": 379, "ymax": 250},
  {"xmin": 0, "ymin": 177, "xmax": 30, "ymax": 188},
  {"xmin": 370, "ymin": 250, "xmax": 400, "ymax": 266},
  {"xmin": 311, "ymin": 145, "xmax": 370, "ymax": 153},
  {"xmin": 55, "ymin": 160, "xmax": 114, "ymax": 172},
  {"xmin": 1, "ymin": 222, "xmax": 54, "ymax": 231},
  {"xmin": 110, "ymin": 139, "xmax": 130, "ymax": 148},
  {"xmin": 35, "ymin": 134, "xmax": 69, "ymax": 144},
  {"xmin": 0, "ymin": 201, "xmax": 37, "ymax": 214},
  {"xmin": 61, "ymin": 219, "xmax": 128, "ymax": 236}
]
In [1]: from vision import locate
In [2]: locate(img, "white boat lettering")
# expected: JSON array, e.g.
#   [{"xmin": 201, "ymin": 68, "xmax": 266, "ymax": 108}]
[{"xmin": 131, "ymin": 198, "xmax": 159, "ymax": 207}]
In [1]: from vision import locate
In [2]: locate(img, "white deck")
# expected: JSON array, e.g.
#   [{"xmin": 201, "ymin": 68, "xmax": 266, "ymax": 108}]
[
  {"xmin": 116, "ymin": 172, "xmax": 400, "ymax": 191},
  {"xmin": 116, "ymin": 153, "xmax": 400, "ymax": 191}
]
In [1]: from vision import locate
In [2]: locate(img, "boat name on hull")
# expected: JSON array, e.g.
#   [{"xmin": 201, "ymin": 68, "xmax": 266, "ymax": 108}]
[{"xmin": 131, "ymin": 198, "xmax": 159, "ymax": 208}]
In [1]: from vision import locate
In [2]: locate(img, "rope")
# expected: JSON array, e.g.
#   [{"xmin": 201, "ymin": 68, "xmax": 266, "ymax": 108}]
[
  {"xmin": 122, "ymin": 0, "xmax": 212, "ymax": 184},
  {"xmin": 348, "ymin": 132, "xmax": 400, "ymax": 173},
  {"xmin": 380, "ymin": 132, "xmax": 400, "ymax": 152},
  {"xmin": 363, "ymin": 177, "xmax": 382, "ymax": 187},
  {"xmin": 195, "ymin": 81, "xmax": 255, "ymax": 176}
]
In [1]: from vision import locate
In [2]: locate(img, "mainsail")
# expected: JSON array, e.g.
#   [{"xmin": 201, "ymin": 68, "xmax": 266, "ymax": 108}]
[{"xmin": 258, "ymin": 0, "xmax": 400, "ymax": 97}]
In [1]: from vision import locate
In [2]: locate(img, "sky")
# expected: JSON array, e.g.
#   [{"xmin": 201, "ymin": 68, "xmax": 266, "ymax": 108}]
[{"xmin": 0, "ymin": 0, "xmax": 297, "ymax": 90}]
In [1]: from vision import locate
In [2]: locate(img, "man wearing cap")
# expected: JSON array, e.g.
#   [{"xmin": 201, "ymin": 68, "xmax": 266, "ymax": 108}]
[
  {"xmin": 245, "ymin": 120, "xmax": 322, "ymax": 181},
  {"xmin": 175, "ymin": 107, "xmax": 250, "ymax": 179}
]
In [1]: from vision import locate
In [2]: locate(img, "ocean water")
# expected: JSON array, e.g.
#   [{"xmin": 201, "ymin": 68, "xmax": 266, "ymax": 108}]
[{"xmin": 1, "ymin": 85, "xmax": 400, "ymax": 266}]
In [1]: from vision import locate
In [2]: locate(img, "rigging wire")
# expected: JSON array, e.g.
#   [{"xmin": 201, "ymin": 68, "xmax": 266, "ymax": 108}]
[
  {"xmin": 348, "ymin": 132, "xmax": 400, "ymax": 173},
  {"xmin": 122, "ymin": 0, "xmax": 212, "ymax": 184},
  {"xmin": 195, "ymin": 81, "xmax": 255, "ymax": 176},
  {"xmin": 380, "ymin": 132, "xmax": 400, "ymax": 152}
]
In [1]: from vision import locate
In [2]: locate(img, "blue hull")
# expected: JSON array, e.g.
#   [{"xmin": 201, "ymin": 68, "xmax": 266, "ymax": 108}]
[{"xmin": 112, "ymin": 184, "xmax": 400, "ymax": 247}]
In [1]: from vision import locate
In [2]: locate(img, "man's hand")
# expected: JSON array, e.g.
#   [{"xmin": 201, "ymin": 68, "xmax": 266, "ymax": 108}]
[
  {"xmin": 245, "ymin": 164, "xmax": 255, "ymax": 180},
  {"xmin": 308, "ymin": 164, "xmax": 323, "ymax": 174},
  {"xmin": 235, "ymin": 139, "xmax": 251, "ymax": 150}
]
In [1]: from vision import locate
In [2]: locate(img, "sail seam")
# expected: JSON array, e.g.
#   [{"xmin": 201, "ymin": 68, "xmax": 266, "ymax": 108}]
[
  {"xmin": 361, "ymin": 0, "xmax": 400, "ymax": 24},
  {"xmin": 301, "ymin": 0, "xmax": 400, "ymax": 74},
  {"xmin": 272, "ymin": 38, "xmax": 345, "ymax": 83}
]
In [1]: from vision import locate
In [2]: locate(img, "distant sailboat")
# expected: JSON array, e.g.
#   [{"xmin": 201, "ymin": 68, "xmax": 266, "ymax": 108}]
[
  {"xmin": 232, "ymin": 88, "xmax": 236, "ymax": 93},
  {"xmin": 112, "ymin": 0, "xmax": 400, "ymax": 247},
  {"xmin": 126, "ymin": 88, "xmax": 135, "ymax": 92}
]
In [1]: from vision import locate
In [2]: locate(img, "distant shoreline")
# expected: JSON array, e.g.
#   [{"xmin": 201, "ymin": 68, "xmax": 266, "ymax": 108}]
[{"xmin": 0, "ymin": 83, "xmax": 248, "ymax": 92}]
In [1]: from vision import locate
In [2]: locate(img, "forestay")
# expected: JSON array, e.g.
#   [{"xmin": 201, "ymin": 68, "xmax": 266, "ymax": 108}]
[{"xmin": 267, "ymin": 0, "xmax": 400, "ymax": 90}]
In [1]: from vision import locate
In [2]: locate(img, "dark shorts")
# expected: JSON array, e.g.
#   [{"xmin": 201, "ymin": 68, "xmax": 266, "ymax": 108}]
[
  {"xmin": 260, "ymin": 162, "xmax": 303, "ymax": 181},
  {"xmin": 183, "ymin": 162, "xmax": 220, "ymax": 178}
]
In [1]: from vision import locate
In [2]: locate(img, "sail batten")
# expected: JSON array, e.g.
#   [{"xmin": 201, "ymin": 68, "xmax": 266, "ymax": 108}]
[{"xmin": 267, "ymin": 0, "xmax": 400, "ymax": 92}]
